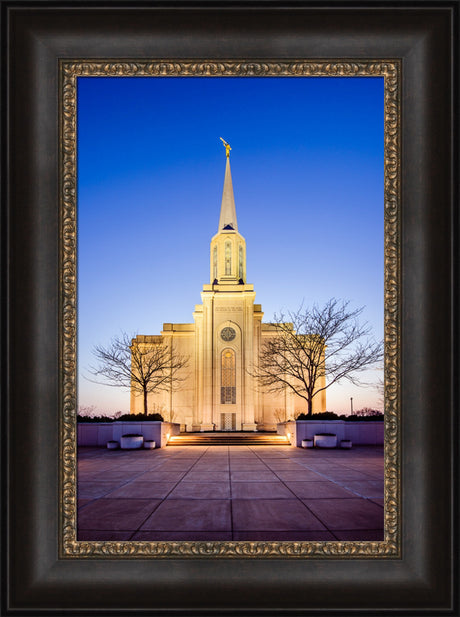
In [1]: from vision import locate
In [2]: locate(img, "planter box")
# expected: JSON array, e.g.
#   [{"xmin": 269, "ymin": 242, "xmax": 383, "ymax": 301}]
[
  {"xmin": 106, "ymin": 440, "xmax": 119, "ymax": 450},
  {"xmin": 276, "ymin": 421, "xmax": 384, "ymax": 447},
  {"xmin": 120, "ymin": 435, "xmax": 143, "ymax": 449},
  {"xmin": 301, "ymin": 439, "xmax": 314, "ymax": 448},
  {"xmin": 340, "ymin": 439, "xmax": 352, "ymax": 449},
  {"xmin": 143, "ymin": 440, "xmax": 156, "ymax": 449},
  {"xmin": 314, "ymin": 434, "xmax": 337, "ymax": 448},
  {"xmin": 77, "ymin": 421, "xmax": 187, "ymax": 448}
]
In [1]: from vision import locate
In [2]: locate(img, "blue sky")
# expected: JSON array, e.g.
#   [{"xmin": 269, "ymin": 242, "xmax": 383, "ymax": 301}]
[{"xmin": 77, "ymin": 76, "xmax": 384, "ymax": 415}]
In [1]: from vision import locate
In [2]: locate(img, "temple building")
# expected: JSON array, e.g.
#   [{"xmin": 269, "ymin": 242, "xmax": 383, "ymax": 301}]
[{"xmin": 130, "ymin": 142, "xmax": 326, "ymax": 431}]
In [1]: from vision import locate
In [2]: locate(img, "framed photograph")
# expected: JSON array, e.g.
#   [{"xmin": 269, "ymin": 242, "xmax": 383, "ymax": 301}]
[
  {"xmin": 3, "ymin": 2, "xmax": 457, "ymax": 614},
  {"xmin": 71, "ymin": 63, "xmax": 392, "ymax": 549}
]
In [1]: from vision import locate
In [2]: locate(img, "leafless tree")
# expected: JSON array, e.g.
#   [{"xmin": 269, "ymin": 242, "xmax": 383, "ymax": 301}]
[
  {"xmin": 89, "ymin": 332, "xmax": 189, "ymax": 415},
  {"xmin": 354, "ymin": 407, "xmax": 383, "ymax": 417},
  {"xmin": 252, "ymin": 299, "xmax": 383, "ymax": 418},
  {"xmin": 273, "ymin": 408, "xmax": 287, "ymax": 424},
  {"xmin": 78, "ymin": 404, "xmax": 97, "ymax": 418},
  {"xmin": 374, "ymin": 370, "xmax": 385, "ymax": 410}
]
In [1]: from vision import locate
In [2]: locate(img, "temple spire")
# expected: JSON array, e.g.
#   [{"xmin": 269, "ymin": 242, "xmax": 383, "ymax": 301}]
[{"xmin": 218, "ymin": 139, "xmax": 238, "ymax": 232}]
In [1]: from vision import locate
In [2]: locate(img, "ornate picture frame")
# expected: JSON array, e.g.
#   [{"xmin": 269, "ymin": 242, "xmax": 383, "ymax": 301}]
[
  {"xmin": 61, "ymin": 59, "xmax": 400, "ymax": 559},
  {"xmin": 4, "ymin": 3, "xmax": 457, "ymax": 614}
]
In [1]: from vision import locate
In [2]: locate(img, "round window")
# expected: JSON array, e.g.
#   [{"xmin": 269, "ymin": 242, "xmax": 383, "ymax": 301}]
[{"xmin": 221, "ymin": 327, "xmax": 236, "ymax": 342}]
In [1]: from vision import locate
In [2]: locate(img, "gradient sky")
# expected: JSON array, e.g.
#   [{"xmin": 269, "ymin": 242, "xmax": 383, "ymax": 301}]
[{"xmin": 77, "ymin": 76, "xmax": 384, "ymax": 415}]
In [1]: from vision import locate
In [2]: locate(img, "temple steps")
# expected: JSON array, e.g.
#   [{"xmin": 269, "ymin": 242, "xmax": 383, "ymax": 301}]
[{"xmin": 167, "ymin": 433, "xmax": 290, "ymax": 446}]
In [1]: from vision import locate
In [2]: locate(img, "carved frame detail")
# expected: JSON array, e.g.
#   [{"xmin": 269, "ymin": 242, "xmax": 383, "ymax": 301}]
[{"xmin": 60, "ymin": 60, "xmax": 400, "ymax": 558}]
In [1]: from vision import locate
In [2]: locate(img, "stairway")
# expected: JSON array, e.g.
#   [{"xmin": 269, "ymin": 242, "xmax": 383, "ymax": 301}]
[{"xmin": 167, "ymin": 432, "xmax": 290, "ymax": 446}]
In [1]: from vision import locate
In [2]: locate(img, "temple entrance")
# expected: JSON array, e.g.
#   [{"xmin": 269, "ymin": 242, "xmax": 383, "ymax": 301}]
[{"xmin": 220, "ymin": 412, "xmax": 236, "ymax": 431}]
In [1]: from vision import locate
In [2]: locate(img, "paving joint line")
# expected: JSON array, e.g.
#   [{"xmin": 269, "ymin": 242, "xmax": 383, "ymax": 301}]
[
  {"xmin": 250, "ymin": 446, "xmax": 337, "ymax": 542},
  {"xmin": 295, "ymin": 464, "xmax": 383, "ymax": 500},
  {"xmin": 128, "ymin": 446, "xmax": 214, "ymax": 538},
  {"xmin": 248, "ymin": 446, "xmax": 382, "ymax": 534},
  {"xmin": 248, "ymin": 446, "xmax": 331, "ymax": 533},
  {"xmin": 77, "ymin": 463, "xmax": 161, "ymax": 508},
  {"xmin": 78, "ymin": 447, "xmax": 208, "ymax": 522},
  {"xmin": 77, "ymin": 446, "xmax": 384, "ymax": 540}
]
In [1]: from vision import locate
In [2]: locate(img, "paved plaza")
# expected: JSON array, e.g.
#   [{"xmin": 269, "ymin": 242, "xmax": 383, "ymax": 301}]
[{"xmin": 77, "ymin": 444, "xmax": 384, "ymax": 541}]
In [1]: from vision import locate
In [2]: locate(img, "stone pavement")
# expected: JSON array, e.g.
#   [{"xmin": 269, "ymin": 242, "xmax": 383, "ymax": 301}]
[{"xmin": 77, "ymin": 444, "xmax": 384, "ymax": 541}]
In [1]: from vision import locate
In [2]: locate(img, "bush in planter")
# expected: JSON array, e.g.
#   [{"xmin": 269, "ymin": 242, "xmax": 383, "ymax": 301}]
[
  {"xmin": 295, "ymin": 411, "xmax": 384, "ymax": 422},
  {"xmin": 344, "ymin": 413, "xmax": 384, "ymax": 421},
  {"xmin": 77, "ymin": 414, "xmax": 115, "ymax": 423},
  {"xmin": 77, "ymin": 412, "xmax": 165, "ymax": 423},
  {"xmin": 295, "ymin": 412, "xmax": 340, "ymax": 421},
  {"xmin": 116, "ymin": 412, "xmax": 164, "ymax": 422}
]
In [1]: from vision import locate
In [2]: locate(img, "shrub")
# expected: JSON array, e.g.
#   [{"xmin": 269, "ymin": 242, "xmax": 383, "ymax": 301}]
[
  {"xmin": 77, "ymin": 412, "xmax": 164, "ymax": 423},
  {"xmin": 116, "ymin": 412, "xmax": 164, "ymax": 422},
  {"xmin": 294, "ymin": 411, "xmax": 383, "ymax": 422},
  {"xmin": 77, "ymin": 415, "xmax": 114, "ymax": 423},
  {"xmin": 344, "ymin": 413, "xmax": 384, "ymax": 422},
  {"xmin": 296, "ymin": 411, "xmax": 340, "ymax": 421},
  {"xmin": 354, "ymin": 407, "xmax": 383, "ymax": 417},
  {"xmin": 295, "ymin": 413, "xmax": 308, "ymax": 421}
]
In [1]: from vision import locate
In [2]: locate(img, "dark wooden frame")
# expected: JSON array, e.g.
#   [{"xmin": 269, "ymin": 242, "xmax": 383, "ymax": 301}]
[{"xmin": 2, "ymin": 2, "xmax": 458, "ymax": 614}]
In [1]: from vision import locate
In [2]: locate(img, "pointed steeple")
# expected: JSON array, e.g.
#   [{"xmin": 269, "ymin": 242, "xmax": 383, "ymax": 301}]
[
  {"xmin": 218, "ymin": 140, "xmax": 238, "ymax": 232},
  {"xmin": 210, "ymin": 140, "xmax": 246, "ymax": 285}
]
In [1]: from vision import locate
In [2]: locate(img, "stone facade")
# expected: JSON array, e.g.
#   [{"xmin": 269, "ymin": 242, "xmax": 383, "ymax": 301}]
[{"xmin": 130, "ymin": 152, "xmax": 326, "ymax": 431}]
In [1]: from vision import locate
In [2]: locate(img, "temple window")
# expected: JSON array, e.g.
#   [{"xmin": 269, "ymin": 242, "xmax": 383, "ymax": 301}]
[
  {"xmin": 213, "ymin": 245, "xmax": 218, "ymax": 280},
  {"xmin": 221, "ymin": 349, "xmax": 236, "ymax": 404},
  {"xmin": 225, "ymin": 241, "xmax": 232, "ymax": 275}
]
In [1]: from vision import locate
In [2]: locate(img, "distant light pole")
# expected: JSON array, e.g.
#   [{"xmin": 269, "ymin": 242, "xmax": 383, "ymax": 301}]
[{"xmin": 350, "ymin": 397, "xmax": 353, "ymax": 415}]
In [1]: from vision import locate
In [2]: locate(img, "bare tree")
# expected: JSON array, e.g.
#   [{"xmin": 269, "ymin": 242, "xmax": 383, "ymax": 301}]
[
  {"xmin": 89, "ymin": 333, "xmax": 189, "ymax": 415},
  {"xmin": 354, "ymin": 407, "xmax": 383, "ymax": 417},
  {"xmin": 78, "ymin": 404, "xmax": 97, "ymax": 418},
  {"xmin": 374, "ymin": 369, "xmax": 385, "ymax": 410},
  {"xmin": 252, "ymin": 299, "xmax": 383, "ymax": 418},
  {"xmin": 273, "ymin": 408, "xmax": 287, "ymax": 424}
]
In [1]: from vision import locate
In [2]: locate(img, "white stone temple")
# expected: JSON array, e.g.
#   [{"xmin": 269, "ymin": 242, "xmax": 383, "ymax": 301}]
[{"xmin": 130, "ymin": 143, "xmax": 326, "ymax": 431}]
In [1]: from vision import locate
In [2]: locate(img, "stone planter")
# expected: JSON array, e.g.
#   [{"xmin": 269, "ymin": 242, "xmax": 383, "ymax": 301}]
[
  {"xmin": 106, "ymin": 440, "xmax": 119, "ymax": 450},
  {"xmin": 340, "ymin": 439, "xmax": 352, "ymax": 449},
  {"xmin": 143, "ymin": 440, "xmax": 156, "ymax": 449},
  {"xmin": 301, "ymin": 439, "xmax": 314, "ymax": 448},
  {"xmin": 314, "ymin": 433, "xmax": 337, "ymax": 448},
  {"xmin": 120, "ymin": 434, "xmax": 143, "ymax": 449}
]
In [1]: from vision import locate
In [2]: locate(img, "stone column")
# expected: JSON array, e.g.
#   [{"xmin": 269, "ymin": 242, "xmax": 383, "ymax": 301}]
[
  {"xmin": 192, "ymin": 305, "xmax": 204, "ymax": 431},
  {"xmin": 199, "ymin": 294, "xmax": 215, "ymax": 432},
  {"xmin": 241, "ymin": 294, "xmax": 257, "ymax": 431}
]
